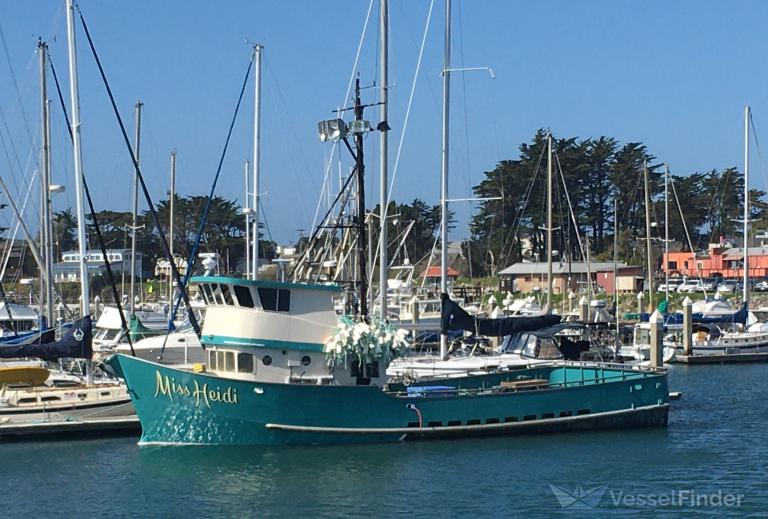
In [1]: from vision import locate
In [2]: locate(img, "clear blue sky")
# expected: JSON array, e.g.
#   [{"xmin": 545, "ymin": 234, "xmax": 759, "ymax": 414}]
[{"xmin": 2, "ymin": 1, "xmax": 768, "ymax": 246}]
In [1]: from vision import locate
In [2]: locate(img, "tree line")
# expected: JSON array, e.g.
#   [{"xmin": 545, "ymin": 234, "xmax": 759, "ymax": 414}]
[{"xmin": 464, "ymin": 129, "xmax": 768, "ymax": 277}]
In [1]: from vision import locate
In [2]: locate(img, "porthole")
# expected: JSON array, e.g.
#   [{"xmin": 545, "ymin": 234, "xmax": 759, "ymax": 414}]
[
  {"xmin": 301, "ymin": 355, "xmax": 311, "ymax": 366},
  {"xmin": 262, "ymin": 355, "xmax": 272, "ymax": 366}
]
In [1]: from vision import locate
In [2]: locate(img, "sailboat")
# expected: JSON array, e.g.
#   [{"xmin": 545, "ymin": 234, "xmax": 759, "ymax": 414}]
[{"xmin": 0, "ymin": 4, "xmax": 136, "ymax": 427}]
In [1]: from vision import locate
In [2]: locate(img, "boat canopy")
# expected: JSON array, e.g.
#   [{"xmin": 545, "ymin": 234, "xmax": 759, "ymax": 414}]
[
  {"xmin": 0, "ymin": 316, "xmax": 92, "ymax": 361},
  {"xmin": 441, "ymin": 293, "xmax": 560, "ymax": 337}
]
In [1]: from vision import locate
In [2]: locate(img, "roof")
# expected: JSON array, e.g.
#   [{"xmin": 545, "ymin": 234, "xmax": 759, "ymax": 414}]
[
  {"xmin": 422, "ymin": 266, "xmax": 459, "ymax": 278},
  {"xmin": 722, "ymin": 247, "xmax": 768, "ymax": 259},
  {"xmin": 498, "ymin": 261, "xmax": 634, "ymax": 276}
]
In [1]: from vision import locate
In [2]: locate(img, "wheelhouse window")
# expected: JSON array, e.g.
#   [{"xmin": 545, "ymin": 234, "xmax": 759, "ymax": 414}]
[
  {"xmin": 257, "ymin": 287, "xmax": 291, "ymax": 312},
  {"xmin": 225, "ymin": 351, "xmax": 235, "ymax": 371},
  {"xmin": 237, "ymin": 352, "xmax": 255, "ymax": 373},
  {"xmin": 277, "ymin": 289, "xmax": 290, "ymax": 312},
  {"xmin": 208, "ymin": 349, "xmax": 217, "ymax": 370},
  {"xmin": 233, "ymin": 285, "xmax": 254, "ymax": 308},
  {"xmin": 220, "ymin": 284, "xmax": 235, "ymax": 305}
]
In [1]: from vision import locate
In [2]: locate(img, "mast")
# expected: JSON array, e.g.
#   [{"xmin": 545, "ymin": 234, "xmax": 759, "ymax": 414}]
[
  {"xmin": 664, "ymin": 163, "xmax": 669, "ymax": 302},
  {"xmin": 378, "ymin": 0, "xmax": 389, "ymax": 321},
  {"xmin": 613, "ymin": 198, "xmax": 619, "ymax": 352},
  {"xmin": 65, "ymin": 0, "xmax": 89, "ymax": 319},
  {"xmin": 354, "ymin": 78, "xmax": 368, "ymax": 317},
  {"xmin": 39, "ymin": 40, "xmax": 53, "ymax": 325},
  {"xmin": 251, "ymin": 44, "xmax": 263, "ymax": 281},
  {"xmin": 130, "ymin": 101, "xmax": 143, "ymax": 314},
  {"xmin": 643, "ymin": 160, "xmax": 654, "ymax": 310},
  {"xmin": 244, "ymin": 160, "xmax": 250, "ymax": 280},
  {"xmin": 439, "ymin": 0, "xmax": 451, "ymax": 360},
  {"xmin": 169, "ymin": 150, "xmax": 176, "ymax": 303},
  {"xmin": 546, "ymin": 132, "xmax": 553, "ymax": 308},
  {"xmin": 744, "ymin": 105, "xmax": 750, "ymax": 303}
]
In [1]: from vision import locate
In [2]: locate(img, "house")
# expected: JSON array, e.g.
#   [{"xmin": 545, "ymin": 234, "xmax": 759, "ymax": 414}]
[
  {"xmin": 421, "ymin": 265, "xmax": 459, "ymax": 288},
  {"xmin": 498, "ymin": 261, "xmax": 643, "ymax": 295},
  {"xmin": 53, "ymin": 249, "xmax": 142, "ymax": 283}
]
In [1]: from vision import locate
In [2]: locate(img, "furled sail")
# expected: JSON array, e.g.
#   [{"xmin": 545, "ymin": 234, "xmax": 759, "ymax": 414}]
[
  {"xmin": 441, "ymin": 294, "xmax": 561, "ymax": 337},
  {"xmin": 0, "ymin": 316, "xmax": 92, "ymax": 361}
]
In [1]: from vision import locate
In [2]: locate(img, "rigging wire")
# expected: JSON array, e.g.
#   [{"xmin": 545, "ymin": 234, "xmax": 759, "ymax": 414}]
[
  {"xmin": 77, "ymin": 6, "xmax": 200, "ymax": 339},
  {"xmin": 47, "ymin": 50, "xmax": 133, "ymax": 351},
  {"xmin": 310, "ymin": 0, "xmax": 375, "ymax": 233}
]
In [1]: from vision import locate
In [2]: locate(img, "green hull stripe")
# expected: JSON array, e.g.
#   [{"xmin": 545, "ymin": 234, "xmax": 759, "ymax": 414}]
[{"xmin": 203, "ymin": 334, "xmax": 325, "ymax": 352}]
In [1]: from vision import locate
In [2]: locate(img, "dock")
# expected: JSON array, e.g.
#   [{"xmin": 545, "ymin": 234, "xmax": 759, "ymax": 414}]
[
  {"xmin": 674, "ymin": 352, "xmax": 768, "ymax": 364},
  {"xmin": 0, "ymin": 417, "xmax": 140, "ymax": 441}
]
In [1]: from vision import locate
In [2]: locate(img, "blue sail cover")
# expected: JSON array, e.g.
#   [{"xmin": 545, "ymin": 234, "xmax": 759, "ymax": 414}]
[
  {"xmin": 441, "ymin": 293, "xmax": 561, "ymax": 337},
  {"xmin": 639, "ymin": 302, "xmax": 748, "ymax": 326},
  {"xmin": 0, "ymin": 316, "xmax": 92, "ymax": 361}
]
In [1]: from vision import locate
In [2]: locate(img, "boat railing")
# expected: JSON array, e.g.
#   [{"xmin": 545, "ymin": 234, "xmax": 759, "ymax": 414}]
[
  {"xmin": 387, "ymin": 367, "xmax": 664, "ymax": 398},
  {"xmin": 389, "ymin": 360, "xmax": 666, "ymax": 392}
]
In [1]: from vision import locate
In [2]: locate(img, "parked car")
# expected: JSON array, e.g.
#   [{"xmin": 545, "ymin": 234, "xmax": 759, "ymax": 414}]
[
  {"xmin": 696, "ymin": 277, "xmax": 719, "ymax": 292},
  {"xmin": 753, "ymin": 280, "xmax": 768, "ymax": 292},
  {"xmin": 657, "ymin": 281, "xmax": 680, "ymax": 293},
  {"xmin": 677, "ymin": 279, "xmax": 699, "ymax": 293},
  {"xmin": 718, "ymin": 279, "xmax": 741, "ymax": 293}
]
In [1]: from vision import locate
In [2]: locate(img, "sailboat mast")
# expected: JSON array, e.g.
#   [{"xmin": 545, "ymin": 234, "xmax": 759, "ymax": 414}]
[
  {"xmin": 614, "ymin": 198, "xmax": 619, "ymax": 351},
  {"xmin": 130, "ymin": 101, "xmax": 143, "ymax": 314},
  {"xmin": 664, "ymin": 163, "xmax": 669, "ymax": 302},
  {"xmin": 65, "ymin": 0, "xmax": 89, "ymax": 318},
  {"xmin": 379, "ymin": 0, "xmax": 389, "ymax": 321},
  {"xmin": 251, "ymin": 44, "xmax": 263, "ymax": 281},
  {"xmin": 39, "ymin": 40, "xmax": 53, "ymax": 325},
  {"xmin": 744, "ymin": 105, "xmax": 750, "ymax": 303},
  {"xmin": 440, "ymin": 0, "xmax": 451, "ymax": 360},
  {"xmin": 169, "ymin": 150, "xmax": 176, "ymax": 303},
  {"xmin": 643, "ymin": 160, "xmax": 654, "ymax": 309},
  {"xmin": 546, "ymin": 133, "xmax": 553, "ymax": 308},
  {"xmin": 244, "ymin": 160, "xmax": 250, "ymax": 280}
]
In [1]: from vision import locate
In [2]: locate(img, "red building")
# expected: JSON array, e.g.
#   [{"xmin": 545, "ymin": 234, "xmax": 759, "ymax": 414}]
[{"xmin": 663, "ymin": 245, "xmax": 768, "ymax": 278}]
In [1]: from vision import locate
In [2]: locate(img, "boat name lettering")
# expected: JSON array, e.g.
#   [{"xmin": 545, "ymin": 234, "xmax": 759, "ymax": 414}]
[{"xmin": 153, "ymin": 371, "xmax": 239, "ymax": 408}]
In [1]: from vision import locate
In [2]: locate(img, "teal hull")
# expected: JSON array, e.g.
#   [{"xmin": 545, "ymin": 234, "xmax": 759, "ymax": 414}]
[{"xmin": 109, "ymin": 354, "xmax": 669, "ymax": 446}]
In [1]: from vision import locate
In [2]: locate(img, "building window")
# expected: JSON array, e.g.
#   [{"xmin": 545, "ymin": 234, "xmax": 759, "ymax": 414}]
[
  {"xmin": 237, "ymin": 352, "xmax": 254, "ymax": 373},
  {"xmin": 669, "ymin": 261, "xmax": 677, "ymax": 270},
  {"xmin": 233, "ymin": 285, "xmax": 254, "ymax": 308}
]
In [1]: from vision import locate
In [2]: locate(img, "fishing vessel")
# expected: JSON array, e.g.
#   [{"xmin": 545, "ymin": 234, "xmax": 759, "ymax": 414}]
[{"xmin": 109, "ymin": 275, "xmax": 669, "ymax": 446}]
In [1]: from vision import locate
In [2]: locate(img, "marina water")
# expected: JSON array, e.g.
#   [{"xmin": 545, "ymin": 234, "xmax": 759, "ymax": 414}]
[{"xmin": 3, "ymin": 364, "xmax": 767, "ymax": 517}]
